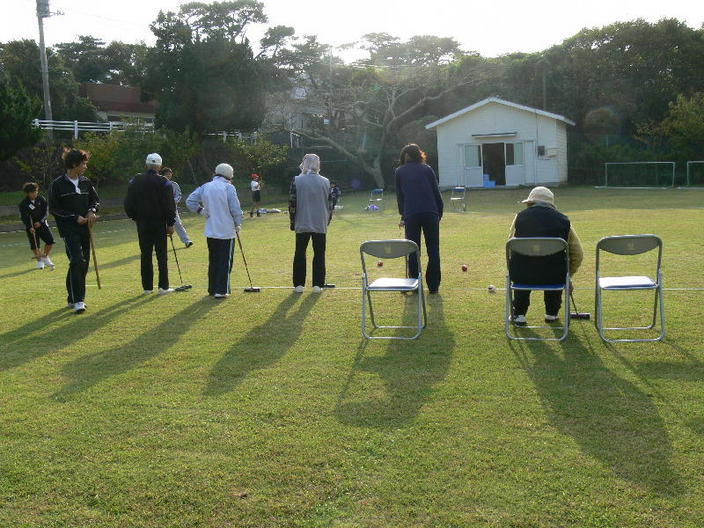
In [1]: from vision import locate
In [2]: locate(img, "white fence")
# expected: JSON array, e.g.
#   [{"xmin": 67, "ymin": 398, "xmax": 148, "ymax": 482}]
[
  {"xmin": 33, "ymin": 119, "xmax": 154, "ymax": 139},
  {"xmin": 32, "ymin": 119, "xmax": 257, "ymax": 143}
]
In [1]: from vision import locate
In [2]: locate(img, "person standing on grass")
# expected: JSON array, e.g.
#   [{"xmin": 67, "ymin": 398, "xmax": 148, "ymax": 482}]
[
  {"xmin": 49, "ymin": 148, "xmax": 100, "ymax": 314},
  {"xmin": 250, "ymin": 173, "xmax": 262, "ymax": 217},
  {"xmin": 160, "ymin": 167, "xmax": 193, "ymax": 248},
  {"xmin": 330, "ymin": 181, "xmax": 341, "ymax": 209},
  {"xmin": 395, "ymin": 143, "xmax": 443, "ymax": 294},
  {"xmin": 19, "ymin": 182, "xmax": 55, "ymax": 270},
  {"xmin": 289, "ymin": 153, "xmax": 334, "ymax": 293},
  {"xmin": 124, "ymin": 153, "xmax": 176, "ymax": 295},
  {"xmin": 507, "ymin": 186, "xmax": 583, "ymax": 327},
  {"xmin": 186, "ymin": 163, "xmax": 243, "ymax": 299}
]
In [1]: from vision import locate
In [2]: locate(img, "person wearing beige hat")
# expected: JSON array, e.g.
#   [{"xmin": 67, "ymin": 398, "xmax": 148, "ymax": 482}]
[{"xmin": 507, "ymin": 186, "xmax": 583, "ymax": 326}]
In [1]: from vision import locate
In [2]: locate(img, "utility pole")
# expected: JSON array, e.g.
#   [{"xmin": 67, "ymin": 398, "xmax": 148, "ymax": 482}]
[{"xmin": 36, "ymin": 0, "xmax": 53, "ymax": 137}]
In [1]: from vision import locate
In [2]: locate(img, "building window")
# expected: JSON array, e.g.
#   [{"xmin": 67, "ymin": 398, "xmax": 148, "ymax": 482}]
[
  {"xmin": 506, "ymin": 143, "xmax": 523, "ymax": 165},
  {"xmin": 464, "ymin": 144, "xmax": 481, "ymax": 167}
]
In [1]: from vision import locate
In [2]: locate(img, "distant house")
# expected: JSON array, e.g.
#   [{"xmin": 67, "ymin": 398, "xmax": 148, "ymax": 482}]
[
  {"xmin": 79, "ymin": 83, "xmax": 158, "ymax": 123},
  {"xmin": 425, "ymin": 97, "xmax": 575, "ymax": 189}
]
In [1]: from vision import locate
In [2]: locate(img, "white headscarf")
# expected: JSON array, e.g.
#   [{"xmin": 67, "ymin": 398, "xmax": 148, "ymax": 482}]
[{"xmin": 299, "ymin": 153, "xmax": 321, "ymax": 174}]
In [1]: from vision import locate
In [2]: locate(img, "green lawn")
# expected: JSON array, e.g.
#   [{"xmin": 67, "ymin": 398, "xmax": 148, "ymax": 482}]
[{"xmin": 1, "ymin": 187, "xmax": 703, "ymax": 527}]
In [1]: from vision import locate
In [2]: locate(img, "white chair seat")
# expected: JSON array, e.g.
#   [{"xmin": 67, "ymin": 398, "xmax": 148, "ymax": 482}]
[
  {"xmin": 599, "ymin": 275, "xmax": 656, "ymax": 289},
  {"xmin": 368, "ymin": 278, "xmax": 419, "ymax": 291}
]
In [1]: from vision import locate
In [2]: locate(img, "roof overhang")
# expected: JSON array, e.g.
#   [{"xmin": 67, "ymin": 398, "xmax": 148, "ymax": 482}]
[
  {"xmin": 472, "ymin": 132, "xmax": 518, "ymax": 138},
  {"xmin": 425, "ymin": 97, "xmax": 576, "ymax": 129}
]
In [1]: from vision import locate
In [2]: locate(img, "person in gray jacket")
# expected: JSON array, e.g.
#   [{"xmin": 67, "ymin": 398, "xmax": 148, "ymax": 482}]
[
  {"xmin": 161, "ymin": 167, "xmax": 193, "ymax": 248},
  {"xmin": 186, "ymin": 163, "xmax": 243, "ymax": 298},
  {"xmin": 288, "ymin": 153, "xmax": 334, "ymax": 293}
]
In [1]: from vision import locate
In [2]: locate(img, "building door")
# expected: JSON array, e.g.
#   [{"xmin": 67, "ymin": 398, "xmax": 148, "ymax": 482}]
[
  {"xmin": 482, "ymin": 143, "xmax": 506, "ymax": 185},
  {"xmin": 461, "ymin": 144, "xmax": 483, "ymax": 187},
  {"xmin": 505, "ymin": 142, "xmax": 526, "ymax": 186}
]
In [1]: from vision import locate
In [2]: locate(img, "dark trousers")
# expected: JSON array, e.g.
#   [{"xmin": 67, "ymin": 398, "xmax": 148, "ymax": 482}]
[
  {"xmin": 513, "ymin": 290, "xmax": 563, "ymax": 317},
  {"xmin": 207, "ymin": 238, "xmax": 234, "ymax": 295},
  {"xmin": 27, "ymin": 224, "xmax": 54, "ymax": 249},
  {"xmin": 293, "ymin": 232, "xmax": 326, "ymax": 287},
  {"xmin": 404, "ymin": 212, "xmax": 441, "ymax": 292},
  {"xmin": 138, "ymin": 226, "xmax": 169, "ymax": 291},
  {"xmin": 63, "ymin": 230, "xmax": 90, "ymax": 304}
]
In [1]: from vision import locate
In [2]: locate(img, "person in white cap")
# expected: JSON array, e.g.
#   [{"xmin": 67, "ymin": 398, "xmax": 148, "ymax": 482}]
[
  {"xmin": 186, "ymin": 163, "xmax": 243, "ymax": 298},
  {"xmin": 124, "ymin": 153, "xmax": 176, "ymax": 295},
  {"xmin": 507, "ymin": 186, "xmax": 583, "ymax": 326}
]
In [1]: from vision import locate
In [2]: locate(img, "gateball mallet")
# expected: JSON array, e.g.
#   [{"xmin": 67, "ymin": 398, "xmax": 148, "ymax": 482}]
[
  {"xmin": 169, "ymin": 235, "xmax": 192, "ymax": 292},
  {"xmin": 570, "ymin": 290, "xmax": 591, "ymax": 320},
  {"xmin": 235, "ymin": 231, "xmax": 261, "ymax": 293},
  {"xmin": 88, "ymin": 224, "xmax": 102, "ymax": 289}
]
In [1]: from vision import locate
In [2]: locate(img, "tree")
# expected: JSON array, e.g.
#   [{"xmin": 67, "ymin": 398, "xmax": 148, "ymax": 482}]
[
  {"xmin": 143, "ymin": 3, "xmax": 267, "ymax": 137},
  {"xmin": 287, "ymin": 36, "xmax": 492, "ymax": 187},
  {"xmin": 55, "ymin": 36, "xmax": 148, "ymax": 85},
  {"xmin": 0, "ymin": 39, "xmax": 97, "ymax": 121},
  {"xmin": 0, "ymin": 76, "xmax": 41, "ymax": 161},
  {"xmin": 640, "ymin": 92, "xmax": 704, "ymax": 162}
]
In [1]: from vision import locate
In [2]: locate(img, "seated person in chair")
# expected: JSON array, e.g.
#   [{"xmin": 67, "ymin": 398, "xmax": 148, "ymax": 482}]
[{"xmin": 508, "ymin": 186, "xmax": 583, "ymax": 326}]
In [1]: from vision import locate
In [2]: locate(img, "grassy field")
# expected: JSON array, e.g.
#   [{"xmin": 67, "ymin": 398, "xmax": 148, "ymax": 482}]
[{"xmin": 1, "ymin": 187, "xmax": 703, "ymax": 527}]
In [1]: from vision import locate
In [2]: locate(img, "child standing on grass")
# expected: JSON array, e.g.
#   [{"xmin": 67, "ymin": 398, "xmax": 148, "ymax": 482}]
[
  {"xmin": 250, "ymin": 173, "xmax": 261, "ymax": 217},
  {"xmin": 19, "ymin": 182, "xmax": 55, "ymax": 270}
]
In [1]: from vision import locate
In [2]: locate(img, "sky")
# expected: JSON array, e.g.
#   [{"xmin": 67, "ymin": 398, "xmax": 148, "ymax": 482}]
[{"xmin": 3, "ymin": 0, "xmax": 703, "ymax": 59}]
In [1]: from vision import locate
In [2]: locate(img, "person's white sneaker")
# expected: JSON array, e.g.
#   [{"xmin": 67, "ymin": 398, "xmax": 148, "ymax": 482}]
[
  {"xmin": 158, "ymin": 288, "xmax": 175, "ymax": 295},
  {"xmin": 143, "ymin": 289, "xmax": 154, "ymax": 295},
  {"xmin": 511, "ymin": 314, "xmax": 527, "ymax": 327},
  {"xmin": 312, "ymin": 286, "xmax": 322, "ymax": 293},
  {"xmin": 36, "ymin": 259, "xmax": 45, "ymax": 270},
  {"xmin": 74, "ymin": 302, "xmax": 86, "ymax": 313},
  {"xmin": 214, "ymin": 293, "xmax": 229, "ymax": 298},
  {"xmin": 294, "ymin": 285, "xmax": 304, "ymax": 293},
  {"xmin": 43, "ymin": 256, "xmax": 55, "ymax": 269},
  {"xmin": 544, "ymin": 314, "xmax": 559, "ymax": 323}
]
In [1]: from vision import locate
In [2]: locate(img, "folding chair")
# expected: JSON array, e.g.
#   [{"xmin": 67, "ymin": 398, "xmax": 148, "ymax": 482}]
[
  {"xmin": 450, "ymin": 186, "xmax": 467, "ymax": 212},
  {"xmin": 505, "ymin": 237, "xmax": 570, "ymax": 341},
  {"xmin": 368, "ymin": 188, "xmax": 384, "ymax": 209},
  {"xmin": 595, "ymin": 234, "xmax": 665, "ymax": 342},
  {"xmin": 360, "ymin": 239, "xmax": 427, "ymax": 340}
]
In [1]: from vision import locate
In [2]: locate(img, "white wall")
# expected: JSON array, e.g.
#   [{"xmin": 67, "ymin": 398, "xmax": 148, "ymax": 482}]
[{"xmin": 432, "ymin": 102, "xmax": 569, "ymax": 188}]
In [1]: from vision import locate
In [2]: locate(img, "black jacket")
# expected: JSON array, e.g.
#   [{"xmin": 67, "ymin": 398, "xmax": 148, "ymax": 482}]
[
  {"xmin": 509, "ymin": 204, "xmax": 571, "ymax": 285},
  {"xmin": 395, "ymin": 162, "xmax": 443, "ymax": 220},
  {"xmin": 18, "ymin": 195, "xmax": 49, "ymax": 230},
  {"xmin": 49, "ymin": 174, "xmax": 100, "ymax": 237},
  {"xmin": 124, "ymin": 169, "xmax": 176, "ymax": 230}
]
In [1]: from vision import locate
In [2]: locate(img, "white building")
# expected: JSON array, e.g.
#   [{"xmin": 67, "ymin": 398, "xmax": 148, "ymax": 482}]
[{"xmin": 425, "ymin": 97, "xmax": 575, "ymax": 189}]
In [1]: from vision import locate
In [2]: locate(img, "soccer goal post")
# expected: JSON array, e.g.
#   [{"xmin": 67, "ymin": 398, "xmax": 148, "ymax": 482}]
[
  {"xmin": 602, "ymin": 162, "xmax": 676, "ymax": 188},
  {"xmin": 686, "ymin": 161, "xmax": 704, "ymax": 187}
]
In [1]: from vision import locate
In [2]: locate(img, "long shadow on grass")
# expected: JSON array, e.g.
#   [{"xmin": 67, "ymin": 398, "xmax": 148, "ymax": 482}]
[
  {"xmin": 510, "ymin": 331, "xmax": 680, "ymax": 494},
  {"xmin": 203, "ymin": 293, "xmax": 319, "ymax": 396},
  {"xmin": 0, "ymin": 268, "xmax": 37, "ymax": 280},
  {"xmin": 53, "ymin": 297, "xmax": 216, "ymax": 400},
  {"xmin": 0, "ymin": 296, "xmax": 146, "ymax": 372},
  {"xmin": 609, "ymin": 340, "xmax": 704, "ymax": 437},
  {"xmin": 334, "ymin": 294, "xmax": 454, "ymax": 428}
]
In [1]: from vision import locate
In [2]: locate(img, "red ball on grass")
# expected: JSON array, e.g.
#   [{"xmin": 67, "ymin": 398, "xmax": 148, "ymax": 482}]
[
  {"xmin": 377, "ymin": 260, "xmax": 383, "ymax": 267},
  {"xmin": 461, "ymin": 264, "xmax": 468, "ymax": 272}
]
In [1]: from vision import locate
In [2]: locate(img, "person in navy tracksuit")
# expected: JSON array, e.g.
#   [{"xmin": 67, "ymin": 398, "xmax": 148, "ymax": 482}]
[
  {"xmin": 19, "ymin": 182, "xmax": 55, "ymax": 270},
  {"xmin": 395, "ymin": 144, "xmax": 444, "ymax": 293},
  {"xmin": 49, "ymin": 148, "xmax": 100, "ymax": 314}
]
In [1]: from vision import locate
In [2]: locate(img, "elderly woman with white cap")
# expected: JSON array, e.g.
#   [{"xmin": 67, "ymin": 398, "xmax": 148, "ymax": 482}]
[
  {"xmin": 508, "ymin": 186, "xmax": 583, "ymax": 326},
  {"xmin": 186, "ymin": 163, "xmax": 243, "ymax": 298},
  {"xmin": 288, "ymin": 153, "xmax": 334, "ymax": 293}
]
